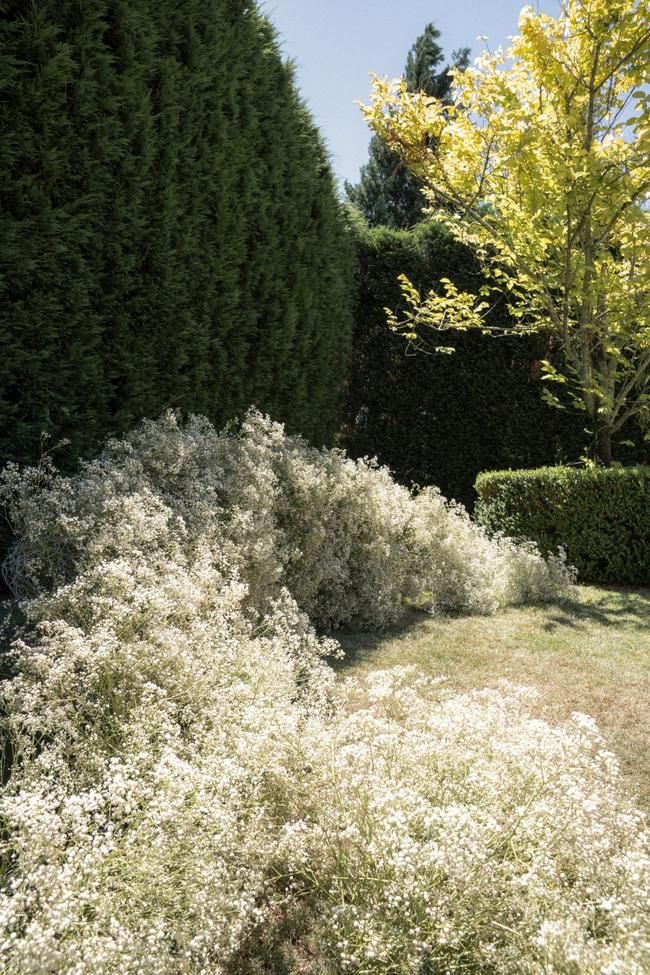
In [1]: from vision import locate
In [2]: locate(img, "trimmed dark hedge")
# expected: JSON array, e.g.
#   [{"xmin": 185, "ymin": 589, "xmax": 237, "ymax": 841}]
[
  {"xmin": 342, "ymin": 222, "xmax": 649, "ymax": 508},
  {"xmin": 0, "ymin": 0, "xmax": 353, "ymax": 471},
  {"xmin": 475, "ymin": 466, "xmax": 650, "ymax": 585}
]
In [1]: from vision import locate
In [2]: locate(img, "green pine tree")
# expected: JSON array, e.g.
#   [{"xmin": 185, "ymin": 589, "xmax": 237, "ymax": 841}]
[{"xmin": 345, "ymin": 24, "xmax": 470, "ymax": 229}]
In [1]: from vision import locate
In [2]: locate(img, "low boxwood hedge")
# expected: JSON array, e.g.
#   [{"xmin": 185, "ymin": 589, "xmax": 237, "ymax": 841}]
[{"xmin": 474, "ymin": 466, "xmax": 650, "ymax": 585}]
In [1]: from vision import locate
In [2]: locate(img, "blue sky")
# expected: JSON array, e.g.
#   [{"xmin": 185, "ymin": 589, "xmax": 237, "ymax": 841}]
[{"xmin": 262, "ymin": 0, "xmax": 556, "ymax": 188}]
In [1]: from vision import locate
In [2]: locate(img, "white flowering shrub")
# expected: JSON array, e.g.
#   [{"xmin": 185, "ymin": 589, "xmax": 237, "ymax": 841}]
[
  {"xmin": 279, "ymin": 670, "xmax": 650, "ymax": 975},
  {"xmin": 0, "ymin": 546, "xmax": 338, "ymax": 974},
  {"xmin": 0, "ymin": 409, "xmax": 573, "ymax": 625},
  {"xmin": 408, "ymin": 489, "xmax": 573, "ymax": 615},
  {"xmin": 0, "ymin": 410, "xmax": 647, "ymax": 974}
]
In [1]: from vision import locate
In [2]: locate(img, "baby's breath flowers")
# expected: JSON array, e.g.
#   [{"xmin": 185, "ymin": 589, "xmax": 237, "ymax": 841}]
[
  {"xmin": 0, "ymin": 409, "xmax": 573, "ymax": 625},
  {"xmin": 0, "ymin": 410, "xmax": 646, "ymax": 974}
]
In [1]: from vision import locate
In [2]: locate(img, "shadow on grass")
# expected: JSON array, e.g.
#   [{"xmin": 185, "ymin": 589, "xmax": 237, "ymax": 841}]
[
  {"xmin": 333, "ymin": 607, "xmax": 440, "ymax": 672},
  {"xmin": 333, "ymin": 585, "xmax": 650, "ymax": 670},
  {"xmin": 540, "ymin": 586, "xmax": 650, "ymax": 633}
]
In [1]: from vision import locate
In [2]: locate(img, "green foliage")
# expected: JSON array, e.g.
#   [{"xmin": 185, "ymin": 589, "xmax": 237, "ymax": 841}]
[
  {"xmin": 0, "ymin": 0, "xmax": 353, "ymax": 473},
  {"xmin": 342, "ymin": 221, "xmax": 649, "ymax": 507},
  {"xmin": 475, "ymin": 466, "xmax": 650, "ymax": 585},
  {"xmin": 345, "ymin": 25, "xmax": 469, "ymax": 229},
  {"xmin": 363, "ymin": 2, "xmax": 650, "ymax": 465}
]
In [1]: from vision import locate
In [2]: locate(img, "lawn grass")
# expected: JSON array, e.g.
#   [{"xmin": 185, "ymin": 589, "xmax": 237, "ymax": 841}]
[{"xmin": 337, "ymin": 585, "xmax": 650, "ymax": 809}]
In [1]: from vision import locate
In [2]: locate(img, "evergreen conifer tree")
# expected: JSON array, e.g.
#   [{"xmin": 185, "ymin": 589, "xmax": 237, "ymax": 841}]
[
  {"xmin": 0, "ymin": 0, "xmax": 352, "ymax": 472},
  {"xmin": 345, "ymin": 24, "xmax": 469, "ymax": 229}
]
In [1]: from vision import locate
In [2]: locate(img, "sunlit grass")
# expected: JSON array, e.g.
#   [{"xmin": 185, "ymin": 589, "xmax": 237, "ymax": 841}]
[{"xmin": 337, "ymin": 585, "xmax": 650, "ymax": 808}]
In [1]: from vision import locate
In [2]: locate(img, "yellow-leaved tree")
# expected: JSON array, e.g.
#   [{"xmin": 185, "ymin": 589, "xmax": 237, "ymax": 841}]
[{"xmin": 361, "ymin": 0, "xmax": 650, "ymax": 465}]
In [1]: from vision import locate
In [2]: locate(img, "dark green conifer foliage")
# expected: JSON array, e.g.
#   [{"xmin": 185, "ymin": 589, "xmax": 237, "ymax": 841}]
[
  {"xmin": 343, "ymin": 222, "xmax": 649, "ymax": 507},
  {"xmin": 345, "ymin": 24, "xmax": 470, "ymax": 229},
  {"xmin": 0, "ymin": 0, "xmax": 352, "ymax": 472}
]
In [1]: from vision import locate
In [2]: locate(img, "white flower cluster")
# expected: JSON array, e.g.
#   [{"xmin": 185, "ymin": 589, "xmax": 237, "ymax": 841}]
[
  {"xmin": 285, "ymin": 670, "xmax": 650, "ymax": 975},
  {"xmin": 0, "ymin": 410, "xmax": 646, "ymax": 974},
  {"xmin": 1, "ymin": 409, "xmax": 573, "ymax": 624}
]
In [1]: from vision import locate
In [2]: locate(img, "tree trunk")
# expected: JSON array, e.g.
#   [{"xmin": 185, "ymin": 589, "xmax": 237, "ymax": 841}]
[{"xmin": 595, "ymin": 424, "xmax": 612, "ymax": 466}]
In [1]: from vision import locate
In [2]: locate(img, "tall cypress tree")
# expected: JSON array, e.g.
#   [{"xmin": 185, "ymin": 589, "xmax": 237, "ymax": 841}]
[
  {"xmin": 345, "ymin": 24, "xmax": 470, "ymax": 229},
  {"xmin": 0, "ymin": 0, "xmax": 352, "ymax": 471}
]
